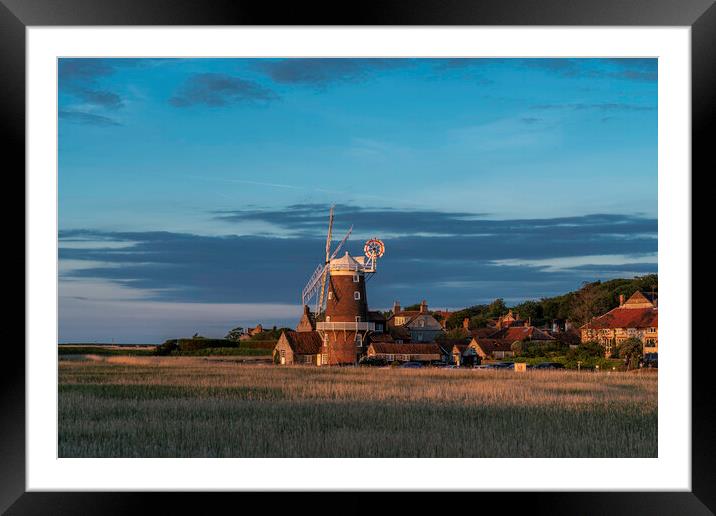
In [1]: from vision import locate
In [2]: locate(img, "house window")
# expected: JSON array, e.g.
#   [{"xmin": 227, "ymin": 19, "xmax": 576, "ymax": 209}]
[
  {"xmin": 321, "ymin": 353, "xmax": 328, "ymax": 365},
  {"xmin": 419, "ymin": 320, "xmax": 425, "ymax": 327},
  {"xmin": 355, "ymin": 334, "xmax": 363, "ymax": 346},
  {"xmin": 386, "ymin": 354, "xmax": 394, "ymax": 361},
  {"xmin": 416, "ymin": 333, "xmax": 423, "ymax": 341},
  {"xmin": 353, "ymin": 274, "xmax": 359, "ymax": 282},
  {"xmin": 354, "ymin": 291, "xmax": 361, "ymax": 300}
]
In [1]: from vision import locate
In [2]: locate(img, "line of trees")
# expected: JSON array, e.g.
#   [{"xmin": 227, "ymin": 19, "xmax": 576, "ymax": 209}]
[{"xmin": 438, "ymin": 274, "xmax": 657, "ymax": 330}]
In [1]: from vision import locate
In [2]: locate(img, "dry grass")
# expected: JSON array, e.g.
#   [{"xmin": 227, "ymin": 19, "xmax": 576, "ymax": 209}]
[{"xmin": 58, "ymin": 358, "xmax": 657, "ymax": 458}]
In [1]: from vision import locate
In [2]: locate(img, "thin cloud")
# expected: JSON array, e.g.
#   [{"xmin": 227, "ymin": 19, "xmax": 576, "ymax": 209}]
[
  {"xmin": 169, "ymin": 73, "xmax": 279, "ymax": 107},
  {"xmin": 59, "ymin": 110, "xmax": 121, "ymax": 127},
  {"xmin": 254, "ymin": 58, "xmax": 409, "ymax": 86},
  {"xmin": 531, "ymin": 102, "xmax": 655, "ymax": 112},
  {"xmin": 58, "ymin": 58, "xmax": 127, "ymax": 124}
]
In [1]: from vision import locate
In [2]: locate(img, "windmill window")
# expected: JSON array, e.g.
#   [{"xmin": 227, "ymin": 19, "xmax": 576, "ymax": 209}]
[
  {"xmin": 353, "ymin": 274, "xmax": 359, "ymax": 282},
  {"xmin": 355, "ymin": 316, "xmax": 361, "ymax": 322},
  {"xmin": 326, "ymin": 316, "xmax": 331, "ymax": 322},
  {"xmin": 328, "ymin": 291, "xmax": 333, "ymax": 300},
  {"xmin": 354, "ymin": 291, "xmax": 361, "ymax": 300}
]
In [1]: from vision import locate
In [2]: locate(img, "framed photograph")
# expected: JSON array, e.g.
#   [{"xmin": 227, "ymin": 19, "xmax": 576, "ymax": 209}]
[{"xmin": 6, "ymin": 0, "xmax": 711, "ymax": 513}]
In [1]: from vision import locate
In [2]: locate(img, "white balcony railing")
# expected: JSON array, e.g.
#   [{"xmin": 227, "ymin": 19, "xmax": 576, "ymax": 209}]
[{"xmin": 316, "ymin": 321, "xmax": 375, "ymax": 332}]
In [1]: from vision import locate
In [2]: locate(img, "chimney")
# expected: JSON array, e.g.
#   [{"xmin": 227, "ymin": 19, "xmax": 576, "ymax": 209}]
[
  {"xmin": 619, "ymin": 294, "xmax": 625, "ymax": 307},
  {"xmin": 463, "ymin": 317, "xmax": 470, "ymax": 330},
  {"xmin": 393, "ymin": 300, "xmax": 401, "ymax": 314},
  {"xmin": 420, "ymin": 300, "xmax": 428, "ymax": 313},
  {"xmin": 303, "ymin": 304, "xmax": 311, "ymax": 316}
]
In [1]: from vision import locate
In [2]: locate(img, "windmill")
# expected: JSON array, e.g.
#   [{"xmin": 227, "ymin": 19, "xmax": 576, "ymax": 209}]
[{"xmin": 301, "ymin": 205, "xmax": 353, "ymax": 314}]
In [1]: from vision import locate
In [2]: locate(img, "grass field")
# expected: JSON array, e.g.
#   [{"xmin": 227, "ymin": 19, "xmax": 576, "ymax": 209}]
[{"xmin": 58, "ymin": 357, "xmax": 657, "ymax": 458}]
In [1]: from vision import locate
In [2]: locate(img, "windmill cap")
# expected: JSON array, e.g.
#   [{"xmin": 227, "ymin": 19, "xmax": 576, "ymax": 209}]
[{"xmin": 329, "ymin": 251, "xmax": 364, "ymax": 272}]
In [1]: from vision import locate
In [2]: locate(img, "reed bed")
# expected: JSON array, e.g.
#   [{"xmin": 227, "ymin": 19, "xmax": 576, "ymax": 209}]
[{"xmin": 58, "ymin": 358, "xmax": 657, "ymax": 458}]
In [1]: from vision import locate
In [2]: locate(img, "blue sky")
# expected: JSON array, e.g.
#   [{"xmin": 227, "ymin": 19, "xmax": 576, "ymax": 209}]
[{"xmin": 58, "ymin": 58, "xmax": 657, "ymax": 343}]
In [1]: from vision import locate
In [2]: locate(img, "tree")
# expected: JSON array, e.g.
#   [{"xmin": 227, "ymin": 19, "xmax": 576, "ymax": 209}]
[
  {"xmin": 225, "ymin": 327, "xmax": 245, "ymax": 342},
  {"xmin": 469, "ymin": 314, "xmax": 490, "ymax": 328},
  {"xmin": 487, "ymin": 298, "xmax": 507, "ymax": 318},
  {"xmin": 577, "ymin": 340, "xmax": 604, "ymax": 358},
  {"xmin": 510, "ymin": 341, "xmax": 524, "ymax": 356},
  {"xmin": 618, "ymin": 338, "xmax": 643, "ymax": 370},
  {"xmin": 437, "ymin": 327, "xmax": 469, "ymax": 342},
  {"xmin": 511, "ymin": 300, "xmax": 543, "ymax": 323},
  {"xmin": 569, "ymin": 282, "xmax": 600, "ymax": 326}
]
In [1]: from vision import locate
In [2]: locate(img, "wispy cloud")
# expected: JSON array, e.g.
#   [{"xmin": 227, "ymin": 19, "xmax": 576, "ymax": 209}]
[
  {"xmin": 169, "ymin": 73, "xmax": 279, "ymax": 107},
  {"xmin": 531, "ymin": 102, "xmax": 655, "ymax": 112},
  {"xmin": 58, "ymin": 58, "xmax": 127, "ymax": 125},
  {"xmin": 255, "ymin": 58, "xmax": 409, "ymax": 86},
  {"xmin": 59, "ymin": 110, "xmax": 121, "ymax": 127}
]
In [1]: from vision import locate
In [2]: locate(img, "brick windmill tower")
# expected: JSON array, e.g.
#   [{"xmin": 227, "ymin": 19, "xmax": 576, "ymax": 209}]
[{"xmin": 301, "ymin": 206, "xmax": 385, "ymax": 365}]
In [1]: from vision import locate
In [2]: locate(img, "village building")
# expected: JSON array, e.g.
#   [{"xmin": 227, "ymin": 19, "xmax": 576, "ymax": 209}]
[
  {"xmin": 451, "ymin": 343, "xmax": 470, "ymax": 366},
  {"xmin": 366, "ymin": 342, "xmax": 442, "ymax": 363},
  {"xmin": 461, "ymin": 319, "xmax": 557, "ymax": 361},
  {"xmin": 386, "ymin": 300, "xmax": 444, "ymax": 342},
  {"xmin": 468, "ymin": 338, "xmax": 516, "ymax": 360},
  {"xmin": 494, "ymin": 309, "xmax": 530, "ymax": 329},
  {"xmin": 367, "ymin": 311, "xmax": 387, "ymax": 333},
  {"xmin": 248, "ymin": 324, "xmax": 263, "ymax": 336},
  {"xmin": 273, "ymin": 330, "xmax": 323, "ymax": 365},
  {"xmin": 580, "ymin": 291, "xmax": 658, "ymax": 356}
]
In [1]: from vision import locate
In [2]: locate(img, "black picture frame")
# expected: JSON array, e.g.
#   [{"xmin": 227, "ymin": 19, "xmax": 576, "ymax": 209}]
[{"xmin": 3, "ymin": 0, "xmax": 710, "ymax": 514}]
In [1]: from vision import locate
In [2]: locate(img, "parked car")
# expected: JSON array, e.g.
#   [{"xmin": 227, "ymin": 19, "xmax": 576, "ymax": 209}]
[
  {"xmin": 358, "ymin": 357, "xmax": 388, "ymax": 367},
  {"xmin": 641, "ymin": 353, "xmax": 658, "ymax": 368},
  {"xmin": 399, "ymin": 361, "xmax": 423, "ymax": 369},
  {"xmin": 493, "ymin": 362, "xmax": 515, "ymax": 369},
  {"xmin": 534, "ymin": 362, "xmax": 565, "ymax": 370}
]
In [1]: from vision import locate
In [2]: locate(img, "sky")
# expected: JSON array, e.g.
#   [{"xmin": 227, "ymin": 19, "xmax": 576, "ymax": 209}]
[{"xmin": 58, "ymin": 58, "xmax": 658, "ymax": 343}]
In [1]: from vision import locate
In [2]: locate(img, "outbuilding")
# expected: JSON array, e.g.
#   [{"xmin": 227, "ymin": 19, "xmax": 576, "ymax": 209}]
[{"xmin": 274, "ymin": 330, "xmax": 323, "ymax": 365}]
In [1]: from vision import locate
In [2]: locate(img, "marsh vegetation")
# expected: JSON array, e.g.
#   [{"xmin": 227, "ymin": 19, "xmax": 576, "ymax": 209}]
[{"xmin": 58, "ymin": 357, "xmax": 657, "ymax": 458}]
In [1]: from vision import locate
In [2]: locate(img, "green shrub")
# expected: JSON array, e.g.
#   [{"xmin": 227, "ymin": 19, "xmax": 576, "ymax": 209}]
[
  {"xmin": 155, "ymin": 339, "xmax": 178, "ymax": 356},
  {"xmin": 177, "ymin": 337, "xmax": 237, "ymax": 352}
]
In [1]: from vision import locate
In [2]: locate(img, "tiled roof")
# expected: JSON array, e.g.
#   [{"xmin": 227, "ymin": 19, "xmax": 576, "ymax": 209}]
[
  {"xmin": 369, "ymin": 342, "xmax": 441, "ymax": 355},
  {"xmin": 582, "ymin": 307, "xmax": 658, "ymax": 330},
  {"xmin": 495, "ymin": 326, "xmax": 555, "ymax": 341},
  {"xmin": 367, "ymin": 311, "xmax": 386, "ymax": 322},
  {"xmin": 393, "ymin": 310, "xmax": 422, "ymax": 319},
  {"xmin": 368, "ymin": 333, "xmax": 394, "ymax": 343},
  {"xmin": 472, "ymin": 339, "xmax": 514, "ymax": 353},
  {"xmin": 470, "ymin": 328, "xmax": 498, "ymax": 339},
  {"xmin": 282, "ymin": 331, "xmax": 323, "ymax": 354},
  {"xmin": 388, "ymin": 326, "xmax": 412, "ymax": 341}
]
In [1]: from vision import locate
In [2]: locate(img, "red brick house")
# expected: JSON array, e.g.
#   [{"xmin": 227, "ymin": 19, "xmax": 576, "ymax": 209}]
[{"xmin": 580, "ymin": 291, "xmax": 658, "ymax": 356}]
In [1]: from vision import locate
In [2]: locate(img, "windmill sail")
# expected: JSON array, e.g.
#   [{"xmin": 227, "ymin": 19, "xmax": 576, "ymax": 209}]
[{"xmin": 316, "ymin": 205, "xmax": 334, "ymax": 314}]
